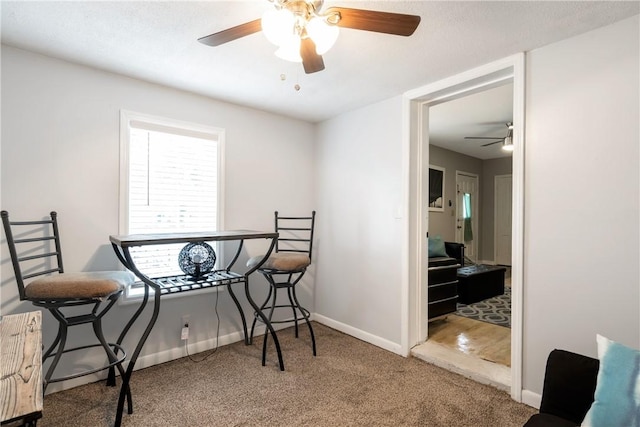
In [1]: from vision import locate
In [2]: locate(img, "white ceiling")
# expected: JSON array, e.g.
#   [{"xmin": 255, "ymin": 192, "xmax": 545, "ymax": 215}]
[
  {"xmin": 429, "ymin": 82, "xmax": 513, "ymax": 160},
  {"xmin": 1, "ymin": 1, "xmax": 638, "ymax": 130}
]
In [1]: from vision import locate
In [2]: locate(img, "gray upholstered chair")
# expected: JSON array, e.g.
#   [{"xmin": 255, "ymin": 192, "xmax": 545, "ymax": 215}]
[
  {"xmin": 1, "ymin": 210, "xmax": 134, "ymax": 406},
  {"xmin": 247, "ymin": 211, "xmax": 317, "ymax": 363}
]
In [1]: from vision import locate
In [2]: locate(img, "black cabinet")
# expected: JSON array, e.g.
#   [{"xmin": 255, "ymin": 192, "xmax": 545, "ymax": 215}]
[{"xmin": 427, "ymin": 259, "xmax": 460, "ymax": 320}]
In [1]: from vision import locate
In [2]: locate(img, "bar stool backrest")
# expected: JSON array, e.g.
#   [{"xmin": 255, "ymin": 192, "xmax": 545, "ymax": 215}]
[
  {"xmin": 274, "ymin": 211, "xmax": 316, "ymax": 260},
  {"xmin": 1, "ymin": 211, "xmax": 64, "ymax": 301}
]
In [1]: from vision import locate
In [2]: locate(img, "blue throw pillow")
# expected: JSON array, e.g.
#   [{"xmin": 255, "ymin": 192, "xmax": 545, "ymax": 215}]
[
  {"xmin": 428, "ymin": 236, "xmax": 448, "ymax": 258},
  {"xmin": 581, "ymin": 334, "xmax": 640, "ymax": 427}
]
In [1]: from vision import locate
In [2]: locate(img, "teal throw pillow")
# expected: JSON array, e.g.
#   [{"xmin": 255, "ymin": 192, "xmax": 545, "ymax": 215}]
[
  {"xmin": 428, "ymin": 236, "xmax": 448, "ymax": 258},
  {"xmin": 581, "ymin": 334, "xmax": 640, "ymax": 427}
]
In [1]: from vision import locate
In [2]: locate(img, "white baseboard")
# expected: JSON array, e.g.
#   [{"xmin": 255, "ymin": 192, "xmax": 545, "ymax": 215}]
[
  {"xmin": 45, "ymin": 321, "xmax": 293, "ymax": 394},
  {"xmin": 132, "ymin": 329, "xmax": 246, "ymax": 371},
  {"xmin": 48, "ymin": 314, "xmax": 404, "ymax": 394},
  {"xmin": 313, "ymin": 313, "xmax": 402, "ymax": 355},
  {"xmin": 521, "ymin": 389, "xmax": 542, "ymax": 409}
]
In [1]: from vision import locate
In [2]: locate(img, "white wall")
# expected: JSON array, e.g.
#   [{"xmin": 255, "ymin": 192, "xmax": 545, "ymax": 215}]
[
  {"xmin": 314, "ymin": 96, "xmax": 404, "ymax": 351},
  {"xmin": 523, "ymin": 15, "xmax": 639, "ymax": 396},
  {"xmin": 313, "ymin": 15, "xmax": 639, "ymax": 401},
  {"xmin": 0, "ymin": 46, "xmax": 316, "ymax": 391}
]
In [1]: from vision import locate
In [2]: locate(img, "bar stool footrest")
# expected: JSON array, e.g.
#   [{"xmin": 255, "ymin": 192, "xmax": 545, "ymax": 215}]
[
  {"xmin": 253, "ymin": 305, "xmax": 311, "ymax": 325},
  {"xmin": 45, "ymin": 342, "xmax": 126, "ymax": 384}
]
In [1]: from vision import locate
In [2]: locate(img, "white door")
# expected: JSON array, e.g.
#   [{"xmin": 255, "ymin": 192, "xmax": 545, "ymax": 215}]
[
  {"xmin": 455, "ymin": 172, "xmax": 479, "ymax": 262},
  {"xmin": 494, "ymin": 174, "xmax": 512, "ymax": 266}
]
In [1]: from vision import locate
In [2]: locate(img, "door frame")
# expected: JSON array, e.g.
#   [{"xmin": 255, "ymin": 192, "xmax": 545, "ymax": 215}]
[
  {"xmin": 455, "ymin": 170, "xmax": 480, "ymax": 261},
  {"xmin": 401, "ymin": 53, "xmax": 525, "ymax": 401}
]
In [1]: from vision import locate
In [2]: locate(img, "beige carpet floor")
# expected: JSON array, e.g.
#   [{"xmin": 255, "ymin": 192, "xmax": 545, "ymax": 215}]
[{"xmin": 40, "ymin": 323, "xmax": 536, "ymax": 426}]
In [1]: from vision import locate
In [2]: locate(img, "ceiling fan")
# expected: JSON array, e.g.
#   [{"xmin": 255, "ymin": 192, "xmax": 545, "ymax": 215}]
[
  {"xmin": 465, "ymin": 122, "xmax": 514, "ymax": 151},
  {"xmin": 198, "ymin": 0, "xmax": 421, "ymax": 74}
]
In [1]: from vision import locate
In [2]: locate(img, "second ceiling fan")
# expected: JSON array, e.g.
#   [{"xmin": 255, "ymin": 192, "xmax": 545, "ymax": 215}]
[
  {"xmin": 198, "ymin": 0, "xmax": 421, "ymax": 74},
  {"xmin": 465, "ymin": 122, "xmax": 514, "ymax": 150}
]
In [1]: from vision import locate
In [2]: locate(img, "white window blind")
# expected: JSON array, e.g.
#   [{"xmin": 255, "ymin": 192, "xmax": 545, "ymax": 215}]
[{"xmin": 123, "ymin": 113, "xmax": 222, "ymax": 280}]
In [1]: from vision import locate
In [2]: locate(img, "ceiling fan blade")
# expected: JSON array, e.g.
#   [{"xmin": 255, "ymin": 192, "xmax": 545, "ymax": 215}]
[
  {"xmin": 325, "ymin": 7, "xmax": 420, "ymax": 36},
  {"xmin": 198, "ymin": 19, "xmax": 262, "ymax": 47},
  {"xmin": 481, "ymin": 141, "xmax": 502, "ymax": 147},
  {"xmin": 300, "ymin": 38, "xmax": 325, "ymax": 74},
  {"xmin": 464, "ymin": 136, "xmax": 504, "ymax": 140}
]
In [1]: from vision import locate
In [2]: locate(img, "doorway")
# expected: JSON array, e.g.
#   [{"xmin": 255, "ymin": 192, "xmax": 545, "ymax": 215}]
[
  {"xmin": 417, "ymin": 86, "xmax": 513, "ymax": 389},
  {"xmin": 402, "ymin": 54, "xmax": 525, "ymax": 401},
  {"xmin": 495, "ymin": 174, "xmax": 513, "ymax": 266},
  {"xmin": 455, "ymin": 171, "xmax": 479, "ymax": 262}
]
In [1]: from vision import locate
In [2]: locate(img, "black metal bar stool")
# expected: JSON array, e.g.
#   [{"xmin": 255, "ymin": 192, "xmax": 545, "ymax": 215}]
[
  {"xmin": 1, "ymin": 211, "xmax": 134, "ymax": 411},
  {"xmin": 247, "ymin": 211, "xmax": 317, "ymax": 365}
]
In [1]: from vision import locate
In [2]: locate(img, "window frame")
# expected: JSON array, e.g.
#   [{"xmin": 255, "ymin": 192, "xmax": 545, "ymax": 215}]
[{"xmin": 118, "ymin": 110, "xmax": 225, "ymax": 302}]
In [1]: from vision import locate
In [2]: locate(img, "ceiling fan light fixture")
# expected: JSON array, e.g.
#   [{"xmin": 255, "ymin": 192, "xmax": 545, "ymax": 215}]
[
  {"xmin": 502, "ymin": 136, "xmax": 514, "ymax": 151},
  {"xmin": 275, "ymin": 35, "xmax": 302, "ymax": 62},
  {"xmin": 262, "ymin": 8, "xmax": 296, "ymax": 46},
  {"xmin": 306, "ymin": 17, "xmax": 339, "ymax": 54},
  {"xmin": 199, "ymin": 2, "xmax": 420, "ymax": 74}
]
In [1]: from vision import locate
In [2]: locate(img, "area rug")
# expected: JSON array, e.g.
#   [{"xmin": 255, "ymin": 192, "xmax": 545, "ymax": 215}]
[{"xmin": 456, "ymin": 286, "xmax": 511, "ymax": 328}]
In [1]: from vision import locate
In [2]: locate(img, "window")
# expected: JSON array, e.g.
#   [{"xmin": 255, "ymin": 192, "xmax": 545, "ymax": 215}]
[
  {"xmin": 120, "ymin": 111, "xmax": 224, "ymax": 298},
  {"xmin": 462, "ymin": 193, "xmax": 473, "ymax": 242}
]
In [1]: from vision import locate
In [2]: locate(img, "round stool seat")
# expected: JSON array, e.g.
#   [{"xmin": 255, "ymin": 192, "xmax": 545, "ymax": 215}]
[
  {"xmin": 247, "ymin": 253, "xmax": 311, "ymax": 272},
  {"xmin": 26, "ymin": 271, "xmax": 135, "ymax": 300}
]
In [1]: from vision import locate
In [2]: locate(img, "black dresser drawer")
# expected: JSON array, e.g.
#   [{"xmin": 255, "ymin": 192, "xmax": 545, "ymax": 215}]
[
  {"xmin": 428, "ymin": 265, "xmax": 459, "ymax": 284},
  {"xmin": 428, "ymin": 281, "xmax": 458, "ymax": 302},
  {"xmin": 428, "ymin": 297, "xmax": 458, "ymax": 319}
]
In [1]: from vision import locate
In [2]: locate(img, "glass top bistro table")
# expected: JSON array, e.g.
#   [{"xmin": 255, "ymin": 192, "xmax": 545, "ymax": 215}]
[{"xmin": 109, "ymin": 230, "xmax": 280, "ymax": 427}]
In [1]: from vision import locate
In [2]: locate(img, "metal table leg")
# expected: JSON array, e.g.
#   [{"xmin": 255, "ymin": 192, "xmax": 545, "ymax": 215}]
[
  {"xmin": 112, "ymin": 246, "xmax": 162, "ymax": 427},
  {"xmin": 243, "ymin": 238, "xmax": 284, "ymax": 371}
]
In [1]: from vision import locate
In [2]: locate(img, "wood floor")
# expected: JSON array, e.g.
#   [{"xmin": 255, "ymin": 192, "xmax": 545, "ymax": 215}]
[
  {"xmin": 427, "ymin": 314, "xmax": 511, "ymax": 366},
  {"xmin": 412, "ymin": 270, "xmax": 512, "ymax": 389}
]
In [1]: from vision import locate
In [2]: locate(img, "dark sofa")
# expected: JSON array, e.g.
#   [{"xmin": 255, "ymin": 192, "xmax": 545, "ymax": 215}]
[
  {"xmin": 428, "ymin": 241, "xmax": 464, "ymax": 268},
  {"xmin": 524, "ymin": 349, "xmax": 599, "ymax": 427}
]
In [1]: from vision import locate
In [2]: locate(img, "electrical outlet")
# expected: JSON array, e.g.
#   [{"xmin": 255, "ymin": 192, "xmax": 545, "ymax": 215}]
[
  {"xmin": 181, "ymin": 325, "xmax": 189, "ymax": 340},
  {"xmin": 181, "ymin": 315, "xmax": 190, "ymax": 341}
]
